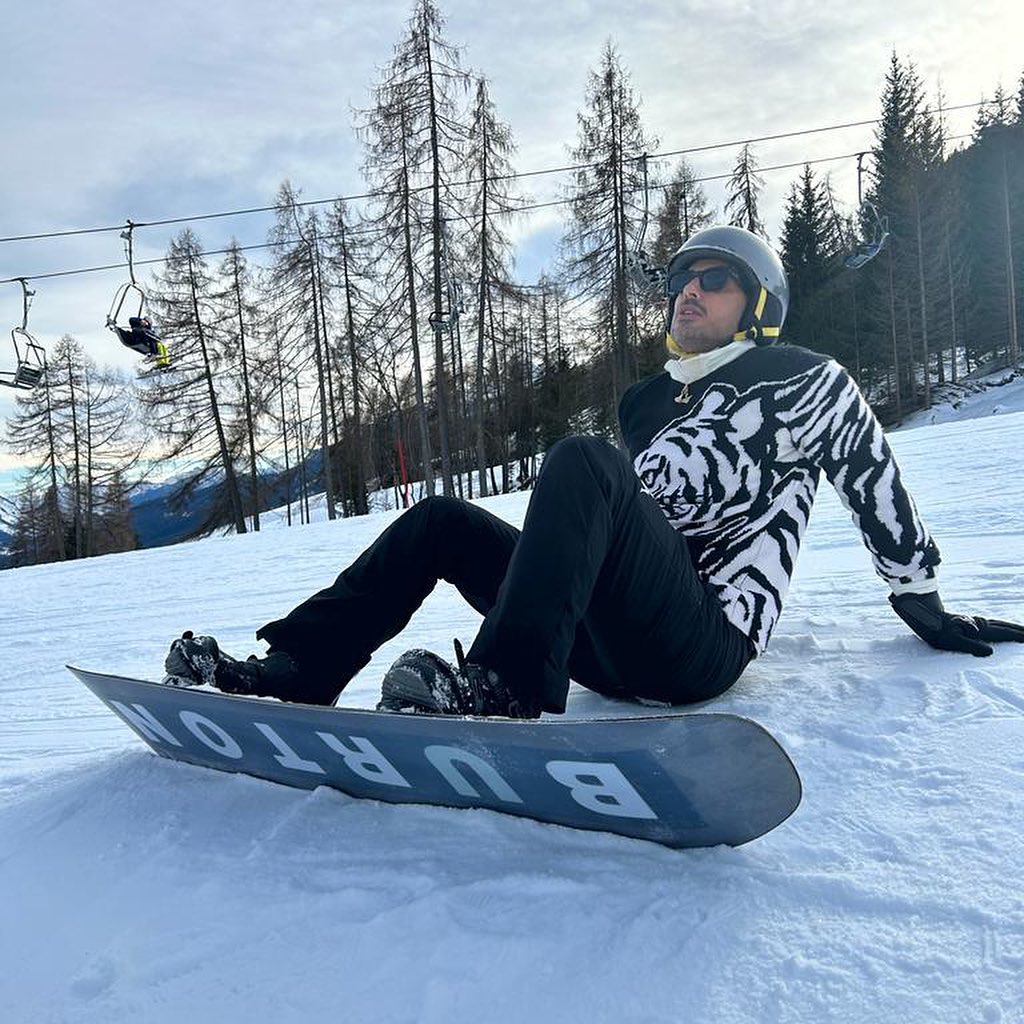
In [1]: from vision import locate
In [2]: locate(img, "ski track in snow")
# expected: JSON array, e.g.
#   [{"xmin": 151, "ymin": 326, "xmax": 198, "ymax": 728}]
[{"xmin": 3, "ymin": 382, "xmax": 1024, "ymax": 1023}]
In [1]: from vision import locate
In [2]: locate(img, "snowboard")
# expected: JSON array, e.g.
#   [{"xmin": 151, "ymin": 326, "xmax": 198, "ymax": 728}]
[{"xmin": 68, "ymin": 666, "xmax": 802, "ymax": 849}]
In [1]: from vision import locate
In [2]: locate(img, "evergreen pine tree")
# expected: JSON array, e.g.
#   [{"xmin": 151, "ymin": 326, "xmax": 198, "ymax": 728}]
[
  {"xmin": 5, "ymin": 336, "xmax": 144, "ymax": 561},
  {"xmin": 563, "ymin": 41, "xmax": 656, "ymax": 418},
  {"xmin": 780, "ymin": 165, "xmax": 834, "ymax": 348},
  {"xmin": 724, "ymin": 144, "xmax": 766, "ymax": 238},
  {"xmin": 463, "ymin": 76, "xmax": 520, "ymax": 496},
  {"xmin": 963, "ymin": 83, "xmax": 1022, "ymax": 369},
  {"xmin": 649, "ymin": 158, "xmax": 714, "ymax": 268},
  {"xmin": 267, "ymin": 184, "xmax": 342, "ymax": 519},
  {"xmin": 865, "ymin": 52, "xmax": 932, "ymax": 418},
  {"xmin": 357, "ymin": 0, "xmax": 470, "ymax": 498},
  {"xmin": 215, "ymin": 241, "xmax": 267, "ymax": 530},
  {"xmin": 325, "ymin": 198, "xmax": 372, "ymax": 515},
  {"xmin": 137, "ymin": 229, "xmax": 249, "ymax": 534}
]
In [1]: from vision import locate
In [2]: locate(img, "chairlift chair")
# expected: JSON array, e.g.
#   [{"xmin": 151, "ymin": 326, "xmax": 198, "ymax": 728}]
[
  {"xmin": 1, "ymin": 280, "xmax": 46, "ymax": 391},
  {"xmin": 105, "ymin": 221, "xmax": 169, "ymax": 368},
  {"xmin": 106, "ymin": 279, "xmax": 148, "ymax": 344},
  {"xmin": 626, "ymin": 248, "xmax": 668, "ymax": 296},
  {"xmin": 625, "ymin": 153, "xmax": 669, "ymax": 298},
  {"xmin": 2, "ymin": 328, "xmax": 47, "ymax": 390},
  {"xmin": 106, "ymin": 222, "xmax": 147, "ymax": 346},
  {"xmin": 429, "ymin": 280, "xmax": 467, "ymax": 332},
  {"xmin": 845, "ymin": 201, "xmax": 890, "ymax": 270}
]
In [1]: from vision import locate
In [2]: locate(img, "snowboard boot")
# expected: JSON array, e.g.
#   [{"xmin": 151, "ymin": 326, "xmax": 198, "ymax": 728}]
[
  {"xmin": 163, "ymin": 631, "xmax": 301, "ymax": 698},
  {"xmin": 164, "ymin": 632, "xmax": 221, "ymax": 687},
  {"xmin": 212, "ymin": 648, "xmax": 301, "ymax": 697},
  {"xmin": 377, "ymin": 644, "xmax": 540, "ymax": 719}
]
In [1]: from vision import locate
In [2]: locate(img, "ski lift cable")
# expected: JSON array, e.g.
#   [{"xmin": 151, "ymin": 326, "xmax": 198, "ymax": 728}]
[
  {"xmin": 0, "ymin": 128, "xmax": 977, "ymax": 290},
  {"xmin": 0, "ymin": 152, "xmax": 860, "ymax": 287},
  {"xmin": 0, "ymin": 100, "xmax": 995, "ymax": 247},
  {"xmin": 0, "ymin": 230, "xmax": 365, "ymax": 286}
]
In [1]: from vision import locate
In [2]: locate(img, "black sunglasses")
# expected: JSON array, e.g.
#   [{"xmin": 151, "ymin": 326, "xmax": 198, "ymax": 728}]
[{"xmin": 666, "ymin": 264, "xmax": 741, "ymax": 296}]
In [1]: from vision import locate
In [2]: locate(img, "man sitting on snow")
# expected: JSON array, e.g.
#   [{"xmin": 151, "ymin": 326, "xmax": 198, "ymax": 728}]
[{"xmin": 164, "ymin": 226, "xmax": 1024, "ymax": 715}]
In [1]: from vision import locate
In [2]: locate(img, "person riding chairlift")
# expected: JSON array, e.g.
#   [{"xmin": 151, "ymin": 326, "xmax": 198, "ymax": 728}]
[{"xmin": 118, "ymin": 316, "xmax": 170, "ymax": 369}]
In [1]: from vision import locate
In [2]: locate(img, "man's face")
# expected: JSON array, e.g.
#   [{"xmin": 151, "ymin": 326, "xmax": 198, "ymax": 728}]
[{"xmin": 667, "ymin": 258, "xmax": 748, "ymax": 353}]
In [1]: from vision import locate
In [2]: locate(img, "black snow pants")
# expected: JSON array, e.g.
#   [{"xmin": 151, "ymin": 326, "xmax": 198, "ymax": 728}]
[{"xmin": 256, "ymin": 436, "xmax": 753, "ymax": 711}]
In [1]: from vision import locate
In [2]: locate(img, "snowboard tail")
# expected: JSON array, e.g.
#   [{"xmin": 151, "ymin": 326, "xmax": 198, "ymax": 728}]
[{"xmin": 69, "ymin": 666, "xmax": 801, "ymax": 849}]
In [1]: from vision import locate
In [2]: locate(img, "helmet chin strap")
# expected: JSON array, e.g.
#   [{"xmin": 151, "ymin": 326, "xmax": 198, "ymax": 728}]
[
  {"xmin": 737, "ymin": 286, "xmax": 780, "ymax": 345},
  {"xmin": 736, "ymin": 324, "xmax": 781, "ymax": 343},
  {"xmin": 665, "ymin": 333, "xmax": 690, "ymax": 357}
]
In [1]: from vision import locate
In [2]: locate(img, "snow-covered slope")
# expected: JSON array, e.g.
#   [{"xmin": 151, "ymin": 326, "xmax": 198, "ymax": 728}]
[
  {"xmin": 896, "ymin": 368, "xmax": 1024, "ymax": 428},
  {"xmin": 2, "ymin": 384, "xmax": 1023, "ymax": 1024}
]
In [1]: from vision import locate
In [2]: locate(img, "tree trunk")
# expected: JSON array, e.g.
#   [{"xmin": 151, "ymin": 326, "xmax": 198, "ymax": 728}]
[
  {"xmin": 1000, "ymin": 142, "xmax": 1020, "ymax": 366},
  {"xmin": 306, "ymin": 237, "xmax": 339, "ymax": 521},
  {"xmin": 944, "ymin": 221, "xmax": 959, "ymax": 384},
  {"xmin": 399, "ymin": 142, "xmax": 435, "ymax": 497},
  {"xmin": 914, "ymin": 191, "xmax": 931, "ymax": 409},
  {"xmin": 338, "ymin": 218, "xmax": 369, "ymax": 515},
  {"xmin": 475, "ymin": 146, "xmax": 491, "ymax": 498},
  {"xmin": 425, "ymin": 32, "xmax": 455, "ymax": 498},
  {"xmin": 65, "ymin": 346, "xmax": 84, "ymax": 557},
  {"xmin": 42, "ymin": 382, "xmax": 66, "ymax": 560},
  {"xmin": 887, "ymin": 247, "xmax": 903, "ymax": 423},
  {"xmin": 188, "ymin": 253, "xmax": 247, "ymax": 534},
  {"xmin": 232, "ymin": 258, "xmax": 261, "ymax": 531}
]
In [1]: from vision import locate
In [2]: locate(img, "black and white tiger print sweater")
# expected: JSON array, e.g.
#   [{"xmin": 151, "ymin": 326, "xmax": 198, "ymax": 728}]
[{"xmin": 618, "ymin": 342, "xmax": 941, "ymax": 655}]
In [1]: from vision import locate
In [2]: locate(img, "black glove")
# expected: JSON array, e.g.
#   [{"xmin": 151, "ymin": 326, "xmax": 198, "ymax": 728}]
[{"xmin": 889, "ymin": 591, "xmax": 1024, "ymax": 657}]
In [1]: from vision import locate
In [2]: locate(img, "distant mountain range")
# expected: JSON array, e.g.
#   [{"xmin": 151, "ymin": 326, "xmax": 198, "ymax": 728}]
[
  {"xmin": 0, "ymin": 476, "xmax": 216, "ymax": 563},
  {"xmin": 0, "ymin": 463, "xmax": 317, "ymax": 567},
  {"xmin": 132, "ymin": 465, "xmax": 319, "ymax": 548}
]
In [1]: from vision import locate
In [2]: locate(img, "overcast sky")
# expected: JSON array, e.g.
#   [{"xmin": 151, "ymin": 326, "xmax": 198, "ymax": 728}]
[{"xmin": 0, "ymin": 0, "xmax": 1021, "ymax": 439}]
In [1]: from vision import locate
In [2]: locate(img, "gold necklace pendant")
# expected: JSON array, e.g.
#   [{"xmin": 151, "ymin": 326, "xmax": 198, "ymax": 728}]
[{"xmin": 674, "ymin": 382, "xmax": 691, "ymax": 405}]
